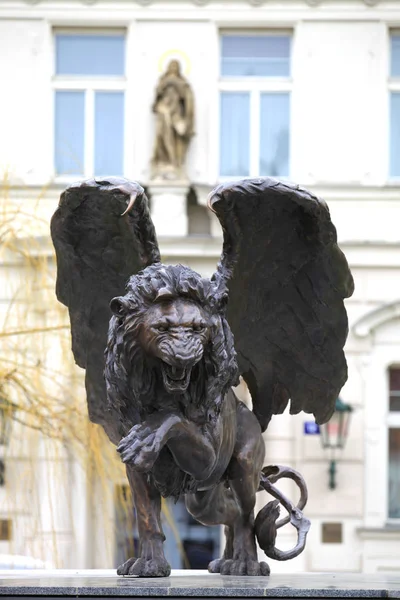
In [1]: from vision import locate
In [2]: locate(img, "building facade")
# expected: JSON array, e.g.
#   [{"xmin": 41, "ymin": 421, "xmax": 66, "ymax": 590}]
[{"xmin": 0, "ymin": 0, "xmax": 400, "ymax": 574}]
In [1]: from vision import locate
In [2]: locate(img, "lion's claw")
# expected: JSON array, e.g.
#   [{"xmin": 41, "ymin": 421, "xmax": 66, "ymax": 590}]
[
  {"xmin": 208, "ymin": 558, "xmax": 270, "ymax": 576},
  {"xmin": 117, "ymin": 556, "xmax": 171, "ymax": 577},
  {"xmin": 117, "ymin": 424, "xmax": 162, "ymax": 471}
]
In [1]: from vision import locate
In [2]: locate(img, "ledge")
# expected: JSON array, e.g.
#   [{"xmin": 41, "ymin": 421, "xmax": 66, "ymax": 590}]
[
  {"xmin": 4, "ymin": 181, "xmax": 400, "ymax": 204},
  {"xmin": 1, "ymin": 234, "xmax": 224, "ymax": 262},
  {"xmin": 357, "ymin": 526, "xmax": 400, "ymax": 540},
  {"xmin": 2, "ymin": 570, "xmax": 400, "ymax": 597}
]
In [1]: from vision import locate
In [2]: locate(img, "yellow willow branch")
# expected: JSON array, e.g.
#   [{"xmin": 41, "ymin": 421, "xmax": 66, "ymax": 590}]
[
  {"xmin": 0, "ymin": 357, "xmax": 74, "ymax": 379},
  {"xmin": 2, "ymin": 361, "xmax": 78, "ymax": 389},
  {"xmin": 0, "ymin": 325, "xmax": 69, "ymax": 337},
  {"xmin": 2, "ymin": 382, "xmax": 78, "ymax": 420}
]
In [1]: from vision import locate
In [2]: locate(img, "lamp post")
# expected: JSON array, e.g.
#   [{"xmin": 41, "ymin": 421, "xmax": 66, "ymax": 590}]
[{"xmin": 320, "ymin": 397, "xmax": 353, "ymax": 490}]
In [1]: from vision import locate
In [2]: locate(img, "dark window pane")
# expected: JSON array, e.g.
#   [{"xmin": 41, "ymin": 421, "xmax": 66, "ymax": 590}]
[
  {"xmin": 221, "ymin": 35, "xmax": 290, "ymax": 77},
  {"xmin": 389, "ymin": 367, "xmax": 400, "ymax": 411},
  {"xmin": 220, "ymin": 92, "xmax": 250, "ymax": 177},
  {"xmin": 55, "ymin": 91, "xmax": 85, "ymax": 175},
  {"xmin": 94, "ymin": 91, "xmax": 124, "ymax": 176},
  {"xmin": 389, "ymin": 429, "xmax": 400, "ymax": 518},
  {"xmin": 259, "ymin": 92, "xmax": 290, "ymax": 177},
  {"xmin": 183, "ymin": 540, "xmax": 214, "ymax": 569},
  {"xmin": 390, "ymin": 92, "xmax": 400, "ymax": 178},
  {"xmin": 390, "ymin": 368, "xmax": 400, "ymax": 392},
  {"xmin": 391, "ymin": 35, "xmax": 400, "ymax": 77},
  {"xmin": 56, "ymin": 34, "xmax": 125, "ymax": 76},
  {"xmin": 390, "ymin": 396, "xmax": 400, "ymax": 412}
]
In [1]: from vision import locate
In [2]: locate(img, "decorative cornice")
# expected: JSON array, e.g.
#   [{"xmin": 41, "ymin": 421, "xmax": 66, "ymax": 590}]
[
  {"xmin": 17, "ymin": 0, "xmax": 396, "ymax": 5},
  {"xmin": 353, "ymin": 301, "xmax": 400, "ymax": 338}
]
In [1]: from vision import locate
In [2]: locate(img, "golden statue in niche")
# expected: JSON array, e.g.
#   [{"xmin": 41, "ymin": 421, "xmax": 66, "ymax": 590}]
[{"xmin": 151, "ymin": 60, "xmax": 195, "ymax": 180}]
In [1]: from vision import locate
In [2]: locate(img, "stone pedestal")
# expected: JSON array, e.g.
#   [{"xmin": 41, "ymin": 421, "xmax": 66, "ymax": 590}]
[
  {"xmin": 2, "ymin": 570, "xmax": 400, "ymax": 597},
  {"xmin": 192, "ymin": 183, "xmax": 223, "ymax": 239},
  {"xmin": 148, "ymin": 182, "xmax": 189, "ymax": 237}
]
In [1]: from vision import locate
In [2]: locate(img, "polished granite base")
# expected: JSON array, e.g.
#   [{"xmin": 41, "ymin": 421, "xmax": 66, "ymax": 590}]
[{"xmin": 0, "ymin": 570, "xmax": 400, "ymax": 598}]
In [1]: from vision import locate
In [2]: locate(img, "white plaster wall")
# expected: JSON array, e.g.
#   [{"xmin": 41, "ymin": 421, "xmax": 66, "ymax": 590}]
[
  {"xmin": 0, "ymin": 19, "xmax": 52, "ymax": 184},
  {"xmin": 328, "ymin": 199, "xmax": 400, "ymax": 246},
  {"xmin": 307, "ymin": 518, "xmax": 364, "ymax": 572},
  {"xmin": 292, "ymin": 21, "xmax": 388, "ymax": 186}
]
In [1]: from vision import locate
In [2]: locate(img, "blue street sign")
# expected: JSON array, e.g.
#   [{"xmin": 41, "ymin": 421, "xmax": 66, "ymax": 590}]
[{"xmin": 304, "ymin": 421, "xmax": 320, "ymax": 435}]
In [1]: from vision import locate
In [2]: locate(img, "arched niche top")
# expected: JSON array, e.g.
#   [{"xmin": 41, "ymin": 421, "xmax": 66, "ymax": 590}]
[{"xmin": 353, "ymin": 301, "xmax": 400, "ymax": 339}]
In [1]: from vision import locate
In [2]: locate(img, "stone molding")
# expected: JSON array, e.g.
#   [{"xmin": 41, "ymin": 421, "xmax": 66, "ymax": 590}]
[
  {"xmin": 353, "ymin": 301, "xmax": 400, "ymax": 339},
  {"xmin": 19, "ymin": 0, "xmax": 387, "ymax": 5},
  {"xmin": 357, "ymin": 527, "xmax": 400, "ymax": 540}
]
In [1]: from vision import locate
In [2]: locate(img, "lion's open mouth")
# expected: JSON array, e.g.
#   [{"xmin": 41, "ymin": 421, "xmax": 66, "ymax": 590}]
[{"xmin": 161, "ymin": 363, "xmax": 191, "ymax": 393}]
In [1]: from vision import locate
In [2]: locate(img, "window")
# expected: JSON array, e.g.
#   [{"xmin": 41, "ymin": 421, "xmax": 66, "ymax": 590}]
[
  {"xmin": 219, "ymin": 33, "xmax": 291, "ymax": 178},
  {"xmin": 388, "ymin": 367, "xmax": 400, "ymax": 519},
  {"xmin": 54, "ymin": 31, "xmax": 126, "ymax": 178},
  {"xmin": 390, "ymin": 33, "xmax": 400, "ymax": 178}
]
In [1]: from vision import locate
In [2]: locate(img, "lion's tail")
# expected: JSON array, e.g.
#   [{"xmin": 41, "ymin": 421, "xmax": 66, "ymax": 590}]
[{"xmin": 255, "ymin": 465, "xmax": 311, "ymax": 561}]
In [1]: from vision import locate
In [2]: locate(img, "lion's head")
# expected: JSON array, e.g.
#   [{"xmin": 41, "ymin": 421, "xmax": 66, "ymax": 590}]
[
  {"xmin": 131, "ymin": 296, "xmax": 210, "ymax": 394},
  {"xmin": 105, "ymin": 264, "xmax": 239, "ymax": 428}
]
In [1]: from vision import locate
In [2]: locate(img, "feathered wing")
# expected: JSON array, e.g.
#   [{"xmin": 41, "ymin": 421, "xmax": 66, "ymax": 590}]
[
  {"xmin": 209, "ymin": 178, "xmax": 354, "ymax": 432},
  {"xmin": 50, "ymin": 178, "xmax": 160, "ymax": 444}
]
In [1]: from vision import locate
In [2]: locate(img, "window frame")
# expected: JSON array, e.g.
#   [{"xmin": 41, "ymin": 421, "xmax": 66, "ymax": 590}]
[
  {"xmin": 389, "ymin": 30, "xmax": 400, "ymax": 181},
  {"xmin": 52, "ymin": 28, "xmax": 127, "ymax": 182},
  {"xmin": 387, "ymin": 365, "xmax": 400, "ymax": 523},
  {"xmin": 218, "ymin": 29, "xmax": 293, "ymax": 181}
]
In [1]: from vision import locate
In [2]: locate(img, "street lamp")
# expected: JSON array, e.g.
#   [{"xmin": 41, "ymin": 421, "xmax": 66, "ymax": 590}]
[{"xmin": 320, "ymin": 397, "xmax": 353, "ymax": 490}]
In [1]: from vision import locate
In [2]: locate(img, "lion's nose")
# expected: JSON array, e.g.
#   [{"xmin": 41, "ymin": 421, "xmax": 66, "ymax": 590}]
[
  {"xmin": 169, "ymin": 340, "xmax": 203, "ymax": 367},
  {"xmin": 171, "ymin": 351, "xmax": 201, "ymax": 367}
]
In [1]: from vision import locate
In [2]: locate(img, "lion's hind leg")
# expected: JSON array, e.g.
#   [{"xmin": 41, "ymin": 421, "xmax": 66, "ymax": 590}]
[
  {"xmin": 186, "ymin": 401, "xmax": 269, "ymax": 577},
  {"xmin": 185, "ymin": 478, "xmax": 269, "ymax": 576},
  {"xmin": 219, "ymin": 401, "xmax": 269, "ymax": 576},
  {"xmin": 185, "ymin": 483, "xmax": 237, "ymax": 570},
  {"xmin": 206, "ymin": 401, "xmax": 269, "ymax": 576}
]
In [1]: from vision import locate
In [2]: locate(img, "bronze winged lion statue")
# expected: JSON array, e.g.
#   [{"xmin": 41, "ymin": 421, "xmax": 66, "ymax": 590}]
[{"xmin": 51, "ymin": 176, "xmax": 354, "ymax": 577}]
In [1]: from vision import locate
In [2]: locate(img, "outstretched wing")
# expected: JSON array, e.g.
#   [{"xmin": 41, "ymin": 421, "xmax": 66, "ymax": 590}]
[
  {"xmin": 51, "ymin": 178, "xmax": 160, "ymax": 444},
  {"xmin": 209, "ymin": 178, "xmax": 354, "ymax": 432}
]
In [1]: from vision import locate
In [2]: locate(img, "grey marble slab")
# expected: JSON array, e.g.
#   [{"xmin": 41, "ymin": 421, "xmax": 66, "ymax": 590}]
[{"xmin": 0, "ymin": 570, "xmax": 400, "ymax": 598}]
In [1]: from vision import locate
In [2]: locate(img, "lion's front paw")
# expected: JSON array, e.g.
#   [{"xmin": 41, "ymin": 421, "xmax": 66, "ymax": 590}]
[
  {"xmin": 117, "ymin": 424, "xmax": 162, "ymax": 471},
  {"xmin": 117, "ymin": 556, "xmax": 171, "ymax": 577},
  {"xmin": 208, "ymin": 558, "xmax": 270, "ymax": 576}
]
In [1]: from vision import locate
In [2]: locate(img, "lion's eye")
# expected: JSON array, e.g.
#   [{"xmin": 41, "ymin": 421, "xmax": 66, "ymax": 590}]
[
  {"xmin": 156, "ymin": 324, "xmax": 168, "ymax": 333},
  {"xmin": 193, "ymin": 324, "xmax": 206, "ymax": 332}
]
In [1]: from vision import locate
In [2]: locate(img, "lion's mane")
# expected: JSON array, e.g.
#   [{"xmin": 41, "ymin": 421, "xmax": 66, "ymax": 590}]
[{"xmin": 104, "ymin": 263, "xmax": 239, "ymax": 438}]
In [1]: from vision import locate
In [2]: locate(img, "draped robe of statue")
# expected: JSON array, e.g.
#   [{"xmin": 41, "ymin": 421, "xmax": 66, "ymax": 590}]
[{"xmin": 151, "ymin": 60, "xmax": 195, "ymax": 179}]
